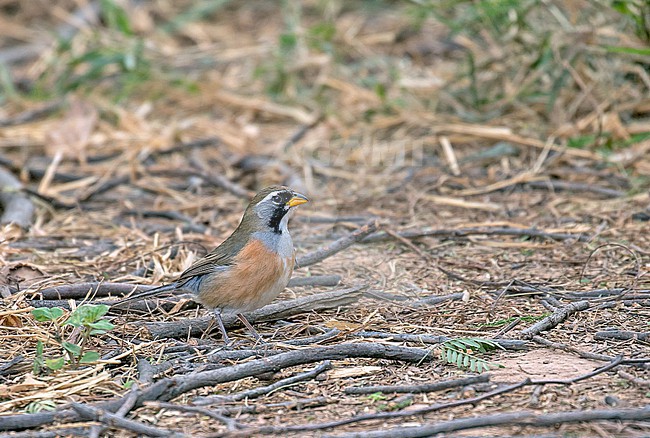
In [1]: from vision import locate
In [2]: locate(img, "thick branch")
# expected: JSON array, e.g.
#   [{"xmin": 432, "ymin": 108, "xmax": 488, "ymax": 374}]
[
  {"xmin": 31, "ymin": 275, "xmax": 339, "ymax": 302},
  {"xmin": 594, "ymin": 330, "xmax": 649, "ymax": 342},
  {"xmin": 520, "ymin": 301, "xmax": 590, "ymax": 338},
  {"xmin": 0, "ymin": 166, "xmax": 34, "ymax": 228},
  {"xmin": 144, "ymin": 285, "xmax": 365, "ymax": 338}
]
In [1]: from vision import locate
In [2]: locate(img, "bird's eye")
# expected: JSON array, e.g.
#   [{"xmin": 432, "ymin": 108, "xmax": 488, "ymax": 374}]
[{"xmin": 272, "ymin": 195, "xmax": 281, "ymax": 204}]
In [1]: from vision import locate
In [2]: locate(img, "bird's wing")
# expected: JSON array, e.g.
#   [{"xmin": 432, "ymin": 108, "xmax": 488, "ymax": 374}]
[{"xmin": 176, "ymin": 233, "xmax": 249, "ymax": 283}]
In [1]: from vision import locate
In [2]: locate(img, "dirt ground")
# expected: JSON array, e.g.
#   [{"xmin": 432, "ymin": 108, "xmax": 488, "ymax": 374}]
[{"xmin": 0, "ymin": 1, "xmax": 649, "ymax": 437}]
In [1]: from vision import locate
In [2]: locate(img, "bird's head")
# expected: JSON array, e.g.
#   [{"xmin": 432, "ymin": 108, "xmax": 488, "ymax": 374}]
[{"xmin": 242, "ymin": 186, "xmax": 309, "ymax": 234}]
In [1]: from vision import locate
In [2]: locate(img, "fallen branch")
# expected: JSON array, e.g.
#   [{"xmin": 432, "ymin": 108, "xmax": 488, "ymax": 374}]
[
  {"xmin": 408, "ymin": 292, "xmax": 465, "ymax": 307},
  {"xmin": 30, "ymin": 275, "xmax": 340, "ymax": 302},
  {"xmin": 331, "ymin": 406, "xmax": 650, "ymax": 437},
  {"xmin": 145, "ymin": 403, "xmax": 240, "ymax": 431},
  {"xmin": 288, "ymin": 275, "xmax": 341, "ymax": 287},
  {"xmin": 144, "ymin": 285, "xmax": 366, "ymax": 338},
  {"xmin": 617, "ymin": 370, "xmax": 650, "ymax": 387},
  {"xmin": 0, "ymin": 343, "xmax": 434, "ymax": 432},
  {"xmin": 362, "ymin": 226, "xmax": 591, "ymax": 244},
  {"xmin": 193, "ymin": 361, "xmax": 332, "ymax": 405},
  {"xmin": 0, "ymin": 165, "xmax": 34, "ymax": 228},
  {"xmin": 281, "ymin": 328, "xmax": 341, "ymax": 346},
  {"xmin": 520, "ymin": 300, "xmax": 590, "ymax": 338},
  {"xmin": 344, "ymin": 374, "xmax": 489, "ymax": 395},
  {"xmin": 594, "ymin": 330, "xmax": 649, "ymax": 342},
  {"xmin": 89, "ymin": 384, "xmax": 141, "ymax": 438},
  {"xmin": 28, "ymin": 298, "xmax": 189, "ymax": 313},
  {"xmin": 71, "ymin": 403, "xmax": 182, "ymax": 437},
  {"xmin": 149, "ymin": 397, "xmax": 328, "ymax": 418},
  {"xmin": 34, "ymin": 282, "xmax": 151, "ymax": 300},
  {"xmin": 355, "ymin": 331, "xmax": 528, "ymax": 350},
  {"xmin": 564, "ymin": 288, "xmax": 650, "ymax": 299},
  {"xmin": 297, "ymin": 221, "xmax": 378, "ymax": 268}
]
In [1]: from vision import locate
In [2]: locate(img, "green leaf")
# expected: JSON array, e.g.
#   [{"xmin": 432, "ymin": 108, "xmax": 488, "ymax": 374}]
[
  {"xmin": 62, "ymin": 342, "xmax": 82, "ymax": 357},
  {"xmin": 100, "ymin": 0, "xmax": 133, "ymax": 35},
  {"xmin": 45, "ymin": 357, "xmax": 65, "ymax": 371},
  {"xmin": 32, "ymin": 307, "xmax": 64, "ymax": 322},
  {"xmin": 80, "ymin": 351, "xmax": 100, "ymax": 363},
  {"xmin": 89, "ymin": 320, "xmax": 114, "ymax": 331},
  {"xmin": 25, "ymin": 400, "xmax": 57, "ymax": 413},
  {"xmin": 461, "ymin": 339, "xmax": 482, "ymax": 349},
  {"xmin": 49, "ymin": 308, "xmax": 64, "ymax": 320},
  {"xmin": 604, "ymin": 45, "xmax": 650, "ymax": 56},
  {"xmin": 65, "ymin": 304, "xmax": 110, "ymax": 327}
]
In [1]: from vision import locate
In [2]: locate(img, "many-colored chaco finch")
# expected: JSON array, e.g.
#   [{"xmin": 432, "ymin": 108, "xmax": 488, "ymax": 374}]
[{"xmin": 118, "ymin": 186, "xmax": 309, "ymax": 344}]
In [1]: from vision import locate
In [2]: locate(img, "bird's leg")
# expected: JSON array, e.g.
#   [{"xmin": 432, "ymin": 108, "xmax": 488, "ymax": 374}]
[
  {"xmin": 236, "ymin": 313, "xmax": 266, "ymax": 344},
  {"xmin": 212, "ymin": 309, "xmax": 231, "ymax": 345}
]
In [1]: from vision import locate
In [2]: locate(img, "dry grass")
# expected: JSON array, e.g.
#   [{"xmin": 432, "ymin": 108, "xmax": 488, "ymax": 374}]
[{"xmin": 0, "ymin": 0, "xmax": 649, "ymax": 436}]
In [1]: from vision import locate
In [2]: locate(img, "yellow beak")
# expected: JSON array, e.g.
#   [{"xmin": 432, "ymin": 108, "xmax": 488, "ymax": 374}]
[{"xmin": 287, "ymin": 192, "xmax": 309, "ymax": 207}]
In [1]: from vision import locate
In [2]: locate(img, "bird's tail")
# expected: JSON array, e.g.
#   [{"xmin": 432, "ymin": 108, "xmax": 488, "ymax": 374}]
[{"xmin": 111, "ymin": 283, "xmax": 179, "ymax": 308}]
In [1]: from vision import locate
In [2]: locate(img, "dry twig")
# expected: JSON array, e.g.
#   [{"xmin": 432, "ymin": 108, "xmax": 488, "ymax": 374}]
[{"xmin": 143, "ymin": 285, "xmax": 365, "ymax": 338}]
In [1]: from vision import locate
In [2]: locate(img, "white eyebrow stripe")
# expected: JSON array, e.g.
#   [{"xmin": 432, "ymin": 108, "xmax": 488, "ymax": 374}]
[{"xmin": 260, "ymin": 191, "xmax": 282, "ymax": 204}]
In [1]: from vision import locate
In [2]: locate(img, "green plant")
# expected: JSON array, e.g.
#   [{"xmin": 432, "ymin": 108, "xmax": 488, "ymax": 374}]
[
  {"xmin": 440, "ymin": 338, "xmax": 504, "ymax": 373},
  {"xmin": 611, "ymin": 0, "xmax": 650, "ymax": 43},
  {"xmin": 28, "ymin": 0, "xmax": 151, "ymax": 98},
  {"xmin": 24, "ymin": 400, "xmax": 57, "ymax": 414},
  {"xmin": 366, "ymin": 392, "xmax": 387, "ymax": 403},
  {"xmin": 31, "ymin": 304, "xmax": 114, "ymax": 373}
]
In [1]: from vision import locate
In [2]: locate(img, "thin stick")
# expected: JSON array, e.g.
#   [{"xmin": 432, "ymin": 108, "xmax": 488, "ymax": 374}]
[
  {"xmin": 150, "ymin": 403, "xmax": 241, "ymax": 430},
  {"xmin": 362, "ymin": 226, "xmax": 590, "ymax": 244},
  {"xmin": 297, "ymin": 221, "xmax": 378, "ymax": 267},
  {"xmin": 344, "ymin": 374, "xmax": 489, "ymax": 395},
  {"xmin": 355, "ymin": 331, "xmax": 528, "ymax": 350}
]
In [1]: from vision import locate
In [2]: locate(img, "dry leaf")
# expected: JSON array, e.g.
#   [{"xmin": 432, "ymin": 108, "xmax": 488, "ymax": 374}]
[
  {"xmin": 328, "ymin": 366, "xmax": 382, "ymax": 379},
  {"xmin": 324, "ymin": 319, "xmax": 364, "ymax": 331},
  {"xmin": 0, "ymin": 263, "xmax": 45, "ymax": 290},
  {"xmin": 0, "ymin": 314, "xmax": 23, "ymax": 328}
]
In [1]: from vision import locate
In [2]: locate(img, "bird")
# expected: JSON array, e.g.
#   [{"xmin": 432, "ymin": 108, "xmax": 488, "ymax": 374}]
[{"xmin": 116, "ymin": 186, "xmax": 309, "ymax": 344}]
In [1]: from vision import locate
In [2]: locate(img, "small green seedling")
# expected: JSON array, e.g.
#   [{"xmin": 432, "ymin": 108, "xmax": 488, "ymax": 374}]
[
  {"xmin": 366, "ymin": 392, "xmax": 387, "ymax": 403},
  {"xmin": 31, "ymin": 304, "xmax": 114, "ymax": 374}
]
